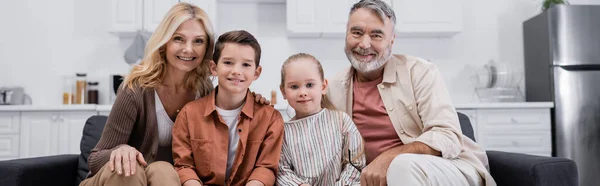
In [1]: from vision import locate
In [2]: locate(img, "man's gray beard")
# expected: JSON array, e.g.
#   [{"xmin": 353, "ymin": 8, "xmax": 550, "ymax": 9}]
[{"xmin": 345, "ymin": 47, "xmax": 392, "ymax": 74}]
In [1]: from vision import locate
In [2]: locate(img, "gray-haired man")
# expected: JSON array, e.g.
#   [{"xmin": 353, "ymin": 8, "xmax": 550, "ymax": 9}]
[{"xmin": 327, "ymin": 0, "xmax": 497, "ymax": 185}]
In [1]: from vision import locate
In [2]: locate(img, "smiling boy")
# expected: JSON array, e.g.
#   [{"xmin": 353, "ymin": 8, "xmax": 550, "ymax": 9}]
[{"xmin": 172, "ymin": 30, "xmax": 284, "ymax": 186}]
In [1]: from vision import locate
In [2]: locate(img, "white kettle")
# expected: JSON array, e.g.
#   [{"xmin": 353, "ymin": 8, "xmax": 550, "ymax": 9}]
[{"xmin": 0, "ymin": 86, "xmax": 32, "ymax": 105}]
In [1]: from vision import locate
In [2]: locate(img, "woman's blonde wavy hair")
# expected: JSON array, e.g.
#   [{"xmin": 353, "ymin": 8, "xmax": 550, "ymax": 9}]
[{"xmin": 123, "ymin": 2, "xmax": 215, "ymax": 97}]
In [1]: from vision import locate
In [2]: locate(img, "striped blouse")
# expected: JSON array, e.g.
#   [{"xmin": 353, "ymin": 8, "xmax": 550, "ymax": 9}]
[{"xmin": 277, "ymin": 108, "xmax": 366, "ymax": 186}]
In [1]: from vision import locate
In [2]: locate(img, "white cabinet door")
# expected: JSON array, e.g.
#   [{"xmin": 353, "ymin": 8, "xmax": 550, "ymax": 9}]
[
  {"xmin": 0, "ymin": 111, "xmax": 20, "ymax": 160},
  {"xmin": 392, "ymin": 0, "xmax": 462, "ymax": 36},
  {"xmin": 183, "ymin": 0, "xmax": 218, "ymax": 31},
  {"xmin": 286, "ymin": 0, "xmax": 321, "ymax": 37},
  {"xmin": 0, "ymin": 134, "xmax": 19, "ymax": 160},
  {"xmin": 20, "ymin": 112, "xmax": 60, "ymax": 158},
  {"xmin": 320, "ymin": 0, "xmax": 358, "ymax": 37},
  {"xmin": 58, "ymin": 111, "xmax": 97, "ymax": 155},
  {"xmin": 0, "ymin": 112, "xmax": 20, "ymax": 134},
  {"xmin": 109, "ymin": 0, "xmax": 143, "ymax": 33},
  {"xmin": 144, "ymin": 0, "xmax": 180, "ymax": 32}
]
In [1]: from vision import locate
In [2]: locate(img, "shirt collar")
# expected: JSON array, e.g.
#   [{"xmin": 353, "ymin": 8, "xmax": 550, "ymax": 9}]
[{"xmin": 203, "ymin": 87, "xmax": 255, "ymax": 119}]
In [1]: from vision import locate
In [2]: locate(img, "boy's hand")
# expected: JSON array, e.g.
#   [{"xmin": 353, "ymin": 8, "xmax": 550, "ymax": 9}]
[
  {"xmin": 245, "ymin": 180, "xmax": 265, "ymax": 186},
  {"xmin": 183, "ymin": 180, "xmax": 203, "ymax": 186},
  {"xmin": 252, "ymin": 92, "xmax": 271, "ymax": 105}
]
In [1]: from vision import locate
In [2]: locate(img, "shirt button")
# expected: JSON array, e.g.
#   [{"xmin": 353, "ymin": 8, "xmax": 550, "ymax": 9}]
[
  {"xmin": 388, "ymin": 107, "xmax": 394, "ymax": 111},
  {"xmin": 408, "ymin": 105, "xmax": 413, "ymax": 110},
  {"xmin": 378, "ymin": 84, "xmax": 385, "ymax": 89}
]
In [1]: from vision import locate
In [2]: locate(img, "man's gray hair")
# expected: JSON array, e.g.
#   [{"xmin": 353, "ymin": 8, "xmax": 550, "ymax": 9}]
[{"xmin": 349, "ymin": 0, "xmax": 396, "ymax": 25}]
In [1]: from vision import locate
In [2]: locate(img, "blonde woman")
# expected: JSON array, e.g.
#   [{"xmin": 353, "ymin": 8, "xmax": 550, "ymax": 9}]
[{"xmin": 80, "ymin": 3, "xmax": 267, "ymax": 186}]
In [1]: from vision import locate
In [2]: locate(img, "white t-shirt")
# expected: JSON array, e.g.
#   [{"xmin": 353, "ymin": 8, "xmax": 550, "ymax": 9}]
[{"xmin": 216, "ymin": 105, "xmax": 242, "ymax": 180}]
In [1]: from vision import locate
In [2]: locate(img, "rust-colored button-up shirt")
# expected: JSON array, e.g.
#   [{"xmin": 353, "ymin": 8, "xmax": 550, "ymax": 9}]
[{"xmin": 172, "ymin": 90, "xmax": 285, "ymax": 186}]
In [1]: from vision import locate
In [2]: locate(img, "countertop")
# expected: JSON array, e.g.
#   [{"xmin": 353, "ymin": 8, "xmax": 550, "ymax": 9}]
[{"xmin": 0, "ymin": 102, "xmax": 554, "ymax": 111}]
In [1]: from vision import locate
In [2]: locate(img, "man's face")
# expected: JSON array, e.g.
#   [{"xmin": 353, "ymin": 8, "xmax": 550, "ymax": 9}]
[{"xmin": 345, "ymin": 8, "xmax": 395, "ymax": 74}]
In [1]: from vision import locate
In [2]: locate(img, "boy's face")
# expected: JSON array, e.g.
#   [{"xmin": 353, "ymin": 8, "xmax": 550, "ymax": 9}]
[{"xmin": 210, "ymin": 43, "xmax": 261, "ymax": 94}]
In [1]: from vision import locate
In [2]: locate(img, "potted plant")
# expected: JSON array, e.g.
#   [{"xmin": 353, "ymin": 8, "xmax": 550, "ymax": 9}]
[{"xmin": 543, "ymin": 0, "xmax": 569, "ymax": 11}]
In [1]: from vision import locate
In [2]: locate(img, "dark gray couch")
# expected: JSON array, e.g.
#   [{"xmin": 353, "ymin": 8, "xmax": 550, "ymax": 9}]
[{"xmin": 0, "ymin": 113, "xmax": 578, "ymax": 186}]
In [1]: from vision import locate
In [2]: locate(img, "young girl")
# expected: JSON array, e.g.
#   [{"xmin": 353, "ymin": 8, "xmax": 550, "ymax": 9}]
[{"xmin": 277, "ymin": 53, "xmax": 365, "ymax": 186}]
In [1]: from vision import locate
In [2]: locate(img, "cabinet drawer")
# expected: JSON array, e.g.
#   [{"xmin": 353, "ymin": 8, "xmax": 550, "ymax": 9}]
[
  {"xmin": 478, "ymin": 109, "xmax": 550, "ymax": 131},
  {"xmin": 0, "ymin": 135, "xmax": 19, "ymax": 157},
  {"xmin": 481, "ymin": 132, "xmax": 551, "ymax": 152},
  {"xmin": 0, "ymin": 112, "xmax": 20, "ymax": 134}
]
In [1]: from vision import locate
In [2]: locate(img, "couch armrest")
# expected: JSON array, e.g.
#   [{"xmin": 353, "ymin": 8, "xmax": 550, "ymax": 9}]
[
  {"xmin": 0, "ymin": 155, "xmax": 79, "ymax": 186},
  {"xmin": 487, "ymin": 151, "xmax": 578, "ymax": 186}
]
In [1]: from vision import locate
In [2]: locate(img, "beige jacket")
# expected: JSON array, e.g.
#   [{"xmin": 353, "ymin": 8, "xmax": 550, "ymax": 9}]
[{"xmin": 327, "ymin": 54, "xmax": 496, "ymax": 186}]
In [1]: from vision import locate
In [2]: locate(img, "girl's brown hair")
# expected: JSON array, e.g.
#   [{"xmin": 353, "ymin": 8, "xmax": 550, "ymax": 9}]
[{"xmin": 280, "ymin": 53, "xmax": 336, "ymax": 110}]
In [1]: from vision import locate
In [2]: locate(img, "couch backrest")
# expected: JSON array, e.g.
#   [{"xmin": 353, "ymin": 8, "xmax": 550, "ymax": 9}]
[
  {"xmin": 457, "ymin": 112, "xmax": 476, "ymax": 142},
  {"xmin": 76, "ymin": 115, "xmax": 108, "ymax": 185}
]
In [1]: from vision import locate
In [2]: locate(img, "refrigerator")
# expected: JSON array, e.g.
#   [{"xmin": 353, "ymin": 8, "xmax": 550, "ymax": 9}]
[{"xmin": 524, "ymin": 5, "xmax": 600, "ymax": 185}]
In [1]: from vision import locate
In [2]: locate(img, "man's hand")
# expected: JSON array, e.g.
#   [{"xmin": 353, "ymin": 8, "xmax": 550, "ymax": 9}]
[
  {"xmin": 360, "ymin": 142, "xmax": 440, "ymax": 186},
  {"xmin": 183, "ymin": 179, "xmax": 203, "ymax": 186},
  {"xmin": 360, "ymin": 153, "xmax": 395, "ymax": 186},
  {"xmin": 246, "ymin": 180, "xmax": 265, "ymax": 186}
]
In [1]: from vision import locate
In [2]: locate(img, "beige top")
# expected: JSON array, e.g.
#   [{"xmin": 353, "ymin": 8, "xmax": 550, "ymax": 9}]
[{"xmin": 327, "ymin": 54, "xmax": 497, "ymax": 186}]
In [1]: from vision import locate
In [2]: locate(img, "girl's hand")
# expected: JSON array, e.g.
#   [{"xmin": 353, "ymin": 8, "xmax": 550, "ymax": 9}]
[
  {"xmin": 252, "ymin": 92, "xmax": 271, "ymax": 105},
  {"xmin": 109, "ymin": 144, "xmax": 147, "ymax": 177}
]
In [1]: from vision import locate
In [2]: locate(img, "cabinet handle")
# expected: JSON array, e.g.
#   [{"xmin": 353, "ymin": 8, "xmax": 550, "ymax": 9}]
[
  {"xmin": 51, "ymin": 116, "xmax": 57, "ymax": 121},
  {"xmin": 59, "ymin": 116, "xmax": 64, "ymax": 123},
  {"xmin": 511, "ymin": 118, "xmax": 518, "ymax": 123}
]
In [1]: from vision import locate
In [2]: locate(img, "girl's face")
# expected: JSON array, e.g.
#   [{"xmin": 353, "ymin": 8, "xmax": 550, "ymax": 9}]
[
  {"xmin": 281, "ymin": 59, "xmax": 328, "ymax": 119},
  {"xmin": 164, "ymin": 19, "xmax": 208, "ymax": 74}
]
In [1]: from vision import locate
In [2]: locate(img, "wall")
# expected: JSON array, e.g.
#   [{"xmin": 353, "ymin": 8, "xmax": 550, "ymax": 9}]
[{"xmin": 1, "ymin": 0, "xmax": 598, "ymax": 105}]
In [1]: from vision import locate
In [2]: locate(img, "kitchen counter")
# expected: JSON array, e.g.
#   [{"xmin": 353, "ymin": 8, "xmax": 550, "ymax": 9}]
[
  {"xmin": 0, "ymin": 102, "xmax": 554, "ymax": 112},
  {"xmin": 454, "ymin": 102, "xmax": 554, "ymax": 109},
  {"xmin": 0, "ymin": 104, "xmax": 97, "ymax": 111}
]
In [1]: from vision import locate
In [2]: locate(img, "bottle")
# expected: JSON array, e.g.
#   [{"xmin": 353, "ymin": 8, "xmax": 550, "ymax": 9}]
[
  {"xmin": 75, "ymin": 73, "xmax": 87, "ymax": 104},
  {"xmin": 87, "ymin": 82, "xmax": 99, "ymax": 104},
  {"xmin": 62, "ymin": 76, "xmax": 74, "ymax": 104},
  {"xmin": 271, "ymin": 90, "xmax": 277, "ymax": 105}
]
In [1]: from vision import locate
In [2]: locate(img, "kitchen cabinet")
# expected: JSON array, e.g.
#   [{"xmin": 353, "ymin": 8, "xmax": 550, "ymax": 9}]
[
  {"xmin": 143, "ymin": 0, "xmax": 180, "ymax": 32},
  {"xmin": 286, "ymin": 0, "xmax": 461, "ymax": 37},
  {"xmin": 0, "ymin": 112, "xmax": 19, "ymax": 160},
  {"xmin": 457, "ymin": 107, "xmax": 552, "ymax": 156},
  {"xmin": 19, "ymin": 111, "xmax": 96, "ymax": 158},
  {"xmin": 109, "ymin": 0, "xmax": 143, "ymax": 34},
  {"xmin": 109, "ymin": 0, "xmax": 218, "ymax": 35},
  {"xmin": 392, "ymin": 0, "xmax": 463, "ymax": 36}
]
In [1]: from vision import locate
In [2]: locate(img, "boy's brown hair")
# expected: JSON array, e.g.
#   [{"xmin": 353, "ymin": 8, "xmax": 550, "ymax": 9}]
[{"xmin": 212, "ymin": 30, "xmax": 261, "ymax": 67}]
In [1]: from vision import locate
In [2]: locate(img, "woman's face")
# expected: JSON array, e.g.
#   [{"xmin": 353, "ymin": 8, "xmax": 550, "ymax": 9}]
[{"xmin": 164, "ymin": 19, "xmax": 208, "ymax": 74}]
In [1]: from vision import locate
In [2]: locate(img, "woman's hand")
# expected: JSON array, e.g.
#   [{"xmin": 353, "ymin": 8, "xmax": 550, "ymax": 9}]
[
  {"xmin": 252, "ymin": 92, "xmax": 271, "ymax": 105},
  {"xmin": 108, "ymin": 144, "xmax": 147, "ymax": 177}
]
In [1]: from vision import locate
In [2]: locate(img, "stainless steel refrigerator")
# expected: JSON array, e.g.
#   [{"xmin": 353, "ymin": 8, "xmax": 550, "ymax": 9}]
[{"xmin": 524, "ymin": 5, "xmax": 600, "ymax": 185}]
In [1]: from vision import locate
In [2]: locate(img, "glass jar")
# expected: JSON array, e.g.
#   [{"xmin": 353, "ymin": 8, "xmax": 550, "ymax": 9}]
[
  {"xmin": 87, "ymin": 82, "xmax": 99, "ymax": 104},
  {"xmin": 62, "ymin": 76, "xmax": 75, "ymax": 104},
  {"xmin": 75, "ymin": 73, "xmax": 87, "ymax": 104}
]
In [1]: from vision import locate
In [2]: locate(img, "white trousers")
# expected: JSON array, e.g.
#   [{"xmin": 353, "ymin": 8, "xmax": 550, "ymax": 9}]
[{"xmin": 386, "ymin": 154, "xmax": 483, "ymax": 186}]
